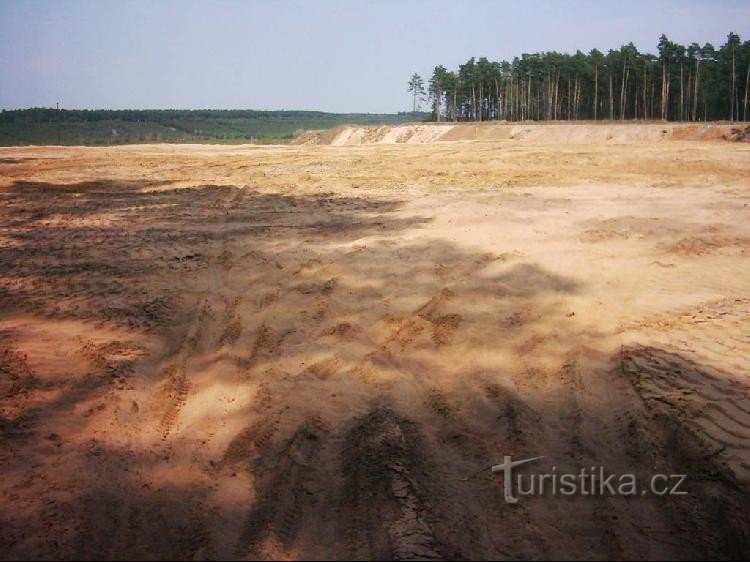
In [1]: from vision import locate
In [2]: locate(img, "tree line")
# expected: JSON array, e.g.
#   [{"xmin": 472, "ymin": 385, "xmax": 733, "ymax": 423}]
[
  {"xmin": 0, "ymin": 109, "xmax": 421, "ymax": 125},
  {"xmin": 410, "ymin": 33, "xmax": 750, "ymax": 122},
  {"xmin": 0, "ymin": 109, "xmax": 428, "ymax": 146}
]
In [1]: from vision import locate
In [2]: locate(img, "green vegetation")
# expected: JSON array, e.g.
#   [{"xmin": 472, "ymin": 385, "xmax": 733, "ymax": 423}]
[
  {"xmin": 0, "ymin": 109, "xmax": 428, "ymax": 146},
  {"xmin": 419, "ymin": 32, "xmax": 750, "ymax": 122},
  {"xmin": 407, "ymin": 73, "xmax": 426, "ymax": 113}
]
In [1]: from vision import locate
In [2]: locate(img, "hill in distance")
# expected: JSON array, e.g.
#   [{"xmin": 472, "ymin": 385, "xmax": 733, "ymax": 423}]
[{"xmin": 0, "ymin": 108, "xmax": 430, "ymax": 146}]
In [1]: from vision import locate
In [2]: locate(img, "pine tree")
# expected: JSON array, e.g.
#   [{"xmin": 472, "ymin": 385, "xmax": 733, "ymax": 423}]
[
  {"xmin": 407, "ymin": 73, "xmax": 426, "ymax": 113},
  {"xmin": 414, "ymin": 32, "xmax": 748, "ymax": 123}
]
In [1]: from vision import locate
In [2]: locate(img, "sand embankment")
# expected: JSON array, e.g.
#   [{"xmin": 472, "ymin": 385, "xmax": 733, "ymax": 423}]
[{"xmin": 295, "ymin": 121, "xmax": 749, "ymax": 145}]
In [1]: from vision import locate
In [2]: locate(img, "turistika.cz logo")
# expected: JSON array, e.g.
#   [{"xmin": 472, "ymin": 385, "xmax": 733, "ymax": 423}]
[{"xmin": 491, "ymin": 456, "xmax": 688, "ymax": 504}]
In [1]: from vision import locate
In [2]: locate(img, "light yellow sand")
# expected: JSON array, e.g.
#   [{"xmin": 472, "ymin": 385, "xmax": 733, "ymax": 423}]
[{"xmin": 1, "ymin": 123, "xmax": 749, "ymax": 559}]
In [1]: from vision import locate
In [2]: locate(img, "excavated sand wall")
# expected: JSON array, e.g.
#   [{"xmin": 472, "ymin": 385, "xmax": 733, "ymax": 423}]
[{"xmin": 295, "ymin": 122, "xmax": 748, "ymax": 145}]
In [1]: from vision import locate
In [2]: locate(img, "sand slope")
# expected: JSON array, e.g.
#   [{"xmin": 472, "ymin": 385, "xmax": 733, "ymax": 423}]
[{"xmin": 297, "ymin": 121, "xmax": 749, "ymax": 145}]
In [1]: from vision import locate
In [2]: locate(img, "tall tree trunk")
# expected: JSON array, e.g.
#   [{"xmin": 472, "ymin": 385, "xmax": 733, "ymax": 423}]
[
  {"xmin": 731, "ymin": 45, "xmax": 736, "ymax": 121},
  {"xmin": 661, "ymin": 60, "xmax": 668, "ymax": 120},
  {"xmin": 744, "ymin": 58, "xmax": 750, "ymax": 121},
  {"xmin": 495, "ymin": 78, "xmax": 500, "ymax": 120},
  {"xmin": 472, "ymin": 83, "xmax": 477, "ymax": 121},
  {"xmin": 680, "ymin": 60, "xmax": 684, "ymax": 121},
  {"xmin": 666, "ymin": 78, "xmax": 670, "ymax": 120},
  {"xmin": 693, "ymin": 58, "xmax": 700, "ymax": 122},
  {"xmin": 620, "ymin": 57, "xmax": 628, "ymax": 121},
  {"xmin": 620, "ymin": 57, "xmax": 628, "ymax": 120},
  {"xmin": 594, "ymin": 64, "xmax": 598, "ymax": 120},
  {"xmin": 686, "ymin": 66, "xmax": 692, "ymax": 121},
  {"xmin": 527, "ymin": 78, "xmax": 531, "ymax": 121},
  {"xmin": 554, "ymin": 72, "xmax": 559, "ymax": 120},
  {"xmin": 508, "ymin": 80, "xmax": 513, "ymax": 121},
  {"xmin": 478, "ymin": 83, "xmax": 483, "ymax": 122},
  {"xmin": 643, "ymin": 62, "xmax": 648, "ymax": 121},
  {"xmin": 663, "ymin": 62, "xmax": 667, "ymax": 120}
]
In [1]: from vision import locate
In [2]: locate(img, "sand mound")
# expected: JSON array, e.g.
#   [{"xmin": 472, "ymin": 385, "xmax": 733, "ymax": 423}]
[
  {"xmin": 322, "ymin": 123, "xmax": 454, "ymax": 145},
  {"xmin": 295, "ymin": 121, "xmax": 742, "ymax": 145}
]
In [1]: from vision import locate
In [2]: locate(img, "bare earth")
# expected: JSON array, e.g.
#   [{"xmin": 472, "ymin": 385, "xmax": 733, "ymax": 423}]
[{"xmin": 1, "ymin": 123, "xmax": 749, "ymax": 560}]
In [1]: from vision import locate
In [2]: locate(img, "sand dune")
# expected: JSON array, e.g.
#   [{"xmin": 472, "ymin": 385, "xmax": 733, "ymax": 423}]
[{"xmin": 1, "ymin": 125, "xmax": 749, "ymax": 559}]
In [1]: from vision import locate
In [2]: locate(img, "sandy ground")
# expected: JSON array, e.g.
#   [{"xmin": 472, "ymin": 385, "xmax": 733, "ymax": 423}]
[{"xmin": 1, "ymin": 124, "xmax": 750, "ymax": 560}]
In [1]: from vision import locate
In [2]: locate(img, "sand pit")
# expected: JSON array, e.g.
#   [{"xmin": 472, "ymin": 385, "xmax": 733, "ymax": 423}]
[{"xmin": 1, "ymin": 123, "xmax": 749, "ymax": 559}]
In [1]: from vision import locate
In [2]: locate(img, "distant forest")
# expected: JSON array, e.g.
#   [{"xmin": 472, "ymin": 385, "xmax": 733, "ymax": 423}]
[
  {"xmin": 0, "ymin": 110, "xmax": 427, "ymax": 146},
  {"xmin": 411, "ymin": 33, "xmax": 750, "ymax": 122}
]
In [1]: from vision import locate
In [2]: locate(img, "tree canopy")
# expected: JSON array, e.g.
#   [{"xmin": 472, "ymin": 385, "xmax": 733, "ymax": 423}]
[{"xmin": 419, "ymin": 32, "xmax": 750, "ymax": 122}]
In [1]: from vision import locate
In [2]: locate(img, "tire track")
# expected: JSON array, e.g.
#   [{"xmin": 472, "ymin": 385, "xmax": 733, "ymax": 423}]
[
  {"xmin": 155, "ymin": 187, "xmax": 247, "ymax": 441},
  {"xmin": 155, "ymin": 299, "xmax": 211, "ymax": 440},
  {"xmin": 341, "ymin": 408, "xmax": 446, "ymax": 560},
  {"xmin": 622, "ymin": 345, "xmax": 750, "ymax": 486},
  {"xmin": 235, "ymin": 416, "xmax": 330, "ymax": 558}
]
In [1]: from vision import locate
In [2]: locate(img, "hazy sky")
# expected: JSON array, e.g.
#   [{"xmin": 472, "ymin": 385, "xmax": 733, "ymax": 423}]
[{"xmin": 1, "ymin": 0, "xmax": 748, "ymax": 112}]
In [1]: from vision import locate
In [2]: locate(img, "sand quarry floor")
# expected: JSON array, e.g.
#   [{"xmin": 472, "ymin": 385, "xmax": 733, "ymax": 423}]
[{"xmin": 1, "ymin": 123, "xmax": 750, "ymax": 560}]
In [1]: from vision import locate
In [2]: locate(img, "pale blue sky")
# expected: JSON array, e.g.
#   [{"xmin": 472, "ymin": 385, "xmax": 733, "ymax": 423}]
[{"xmin": 1, "ymin": 0, "xmax": 748, "ymax": 112}]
